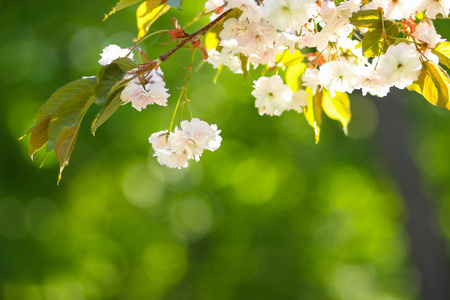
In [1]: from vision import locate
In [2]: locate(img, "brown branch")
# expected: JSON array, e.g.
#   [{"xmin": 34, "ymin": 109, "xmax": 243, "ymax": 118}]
[{"xmin": 158, "ymin": 9, "xmax": 234, "ymax": 63}]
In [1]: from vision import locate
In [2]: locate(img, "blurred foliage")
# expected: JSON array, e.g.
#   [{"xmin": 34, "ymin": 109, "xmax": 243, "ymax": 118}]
[{"xmin": 1, "ymin": 0, "xmax": 450, "ymax": 299}]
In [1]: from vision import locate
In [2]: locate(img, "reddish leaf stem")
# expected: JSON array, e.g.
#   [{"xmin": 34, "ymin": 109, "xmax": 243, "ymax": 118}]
[{"xmin": 158, "ymin": 9, "xmax": 233, "ymax": 63}]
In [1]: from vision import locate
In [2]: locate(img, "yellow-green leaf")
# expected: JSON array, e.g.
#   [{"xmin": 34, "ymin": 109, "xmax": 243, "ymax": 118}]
[
  {"xmin": 418, "ymin": 60, "xmax": 450, "ymax": 109},
  {"xmin": 322, "ymin": 90, "xmax": 351, "ymax": 135},
  {"xmin": 432, "ymin": 41, "xmax": 450, "ymax": 70},
  {"xmin": 285, "ymin": 63, "xmax": 306, "ymax": 93},
  {"xmin": 362, "ymin": 21, "xmax": 398, "ymax": 58},
  {"xmin": 349, "ymin": 9, "xmax": 382, "ymax": 28},
  {"xmin": 137, "ymin": 0, "xmax": 170, "ymax": 38},
  {"xmin": 304, "ymin": 89, "xmax": 323, "ymax": 144},
  {"xmin": 104, "ymin": 0, "xmax": 145, "ymax": 21}
]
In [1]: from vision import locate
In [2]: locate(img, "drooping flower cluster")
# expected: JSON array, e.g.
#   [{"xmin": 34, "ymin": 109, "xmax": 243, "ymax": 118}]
[
  {"xmin": 149, "ymin": 118, "xmax": 222, "ymax": 169},
  {"xmin": 95, "ymin": 43, "xmax": 222, "ymax": 168},
  {"xmin": 97, "ymin": 45, "xmax": 170, "ymax": 112},
  {"xmin": 204, "ymin": 0, "xmax": 449, "ymax": 120}
]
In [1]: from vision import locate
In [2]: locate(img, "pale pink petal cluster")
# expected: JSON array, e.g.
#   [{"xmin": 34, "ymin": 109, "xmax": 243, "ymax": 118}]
[
  {"xmin": 417, "ymin": 0, "xmax": 450, "ymax": 19},
  {"xmin": 149, "ymin": 119, "xmax": 222, "ymax": 168},
  {"xmin": 121, "ymin": 68, "xmax": 170, "ymax": 111}
]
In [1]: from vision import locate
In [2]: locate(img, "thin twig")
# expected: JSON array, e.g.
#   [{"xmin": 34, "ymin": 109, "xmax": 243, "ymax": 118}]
[{"xmin": 158, "ymin": 9, "xmax": 233, "ymax": 63}]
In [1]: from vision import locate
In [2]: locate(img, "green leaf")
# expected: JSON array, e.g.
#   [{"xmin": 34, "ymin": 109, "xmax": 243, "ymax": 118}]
[
  {"xmin": 167, "ymin": 0, "xmax": 182, "ymax": 9},
  {"xmin": 47, "ymin": 86, "xmax": 96, "ymax": 183},
  {"xmin": 362, "ymin": 21, "xmax": 398, "ymax": 57},
  {"xmin": 91, "ymin": 88, "xmax": 125, "ymax": 135},
  {"xmin": 432, "ymin": 41, "xmax": 450, "ymax": 70},
  {"xmin": 362, "ymin": 29, "xmax": 383, "ymax": 57},
  {"xmin": 35, "ymin": 78, "xmax": 97, "ymax": 124},
  {"xmin": 304, "ymin": 89, "xmax": 323, "ymax": 144},
  {"xmin": 322, "ymin": 90, "xmax": 351, "ymax": 135},
  {"xmin": 417, "ymin": 60, "xmax": 450, "ymax": 109},
  {"xmin": 95, "ymin": 57, "xmax": 136, "ymax": 105},
  {"xmin": 29, "ymin": 115, "xmax": 51, "ymax": 159},
  {"xmin": 27, "ymin": 78, "xmax": 97, "ymax": 159},
  {"xmin": 137, "ymin": 0, "xmax": 170, "ymax": 37},
  {"xmin": 104, "ymin": 0, "xmax": 146, "ymax": 20},
  {"xmin": 350, "ymin": 9, "xmax": 382, "ymax": 29}
]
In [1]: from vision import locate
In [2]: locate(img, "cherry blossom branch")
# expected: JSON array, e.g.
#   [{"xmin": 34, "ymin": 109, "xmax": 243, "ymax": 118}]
[{"xmin": 158, "ymin": 9, "xmax": 234, "ymax": 63}]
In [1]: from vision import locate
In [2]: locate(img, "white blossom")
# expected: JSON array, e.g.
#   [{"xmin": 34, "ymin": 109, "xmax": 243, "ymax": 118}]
[
  {"xmin": 377, "ymin": 43, "xmax": 422, "ymax": 89},
  {"xmin": 98, "ymin": 44, "xmax": 133, "ymax": 66},
  {"xmin": 149, "ymin": 131, "xmax": 189, "ymax": 169},
  {"xmin": 318, "ymin": 61, "xmax": 357, "ymax": 97},
  {"xmin": 252, "ymin": 75, "xmax": 293, "ymax": 116},
  {"xmin": 417, "ymin": 0, "xmax": 450, "ymax": 19},
  {"xmin": 207, "ymin": 49, "xmax": 243, "ymax": 73},
  {"xmin": 289, "ymin": 90, "xmax": 311, "ymax": 113},
  {"xmin": 169, "ymin": 118, "xmax": 222, "ymax": 161},
  {"xmin": 355, "ymin": 66, "xmax": 390, "ymax": 97},
  {"xmin": 263, "ymin": 0, "xmax": 319, "ymax": 31}
]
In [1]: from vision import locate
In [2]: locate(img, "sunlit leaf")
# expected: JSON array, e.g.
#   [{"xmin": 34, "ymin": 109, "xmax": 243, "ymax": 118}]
[
  {"xmin": 95, "ymin": 57, "xmax": 137, "ymax": 105},
  {"xmin": 205, "ymin": 31, "xmax": 219, "ymax": 50},
  {"xmin": 104, "ymin": 0, "xmax": 145, "ymax": 20},
  {"xmin": 406, "ymin": 82, "xmax": 421, "ymax": 94},
  {"xmin": 350, "ymin": 9, "xmax": 381, "ymax": 28},
  {"xmin": 137, "ymin": 0, "xmax": 170, "ymax": 37},
  {"xmin": 322, "ymin": 90, "xmax": 351, "ymax": 135},
  {"xmin": 304, "ymin": 89, "xmax": 323, "ymax": 144},
  {"xmin": 362, "ymin": 21, "xmax": 398, "ymax": 57},
  {"xmin": 285, "ymin": 63, "xmax": 306, "ymax": 93},
  {"xmin": 432, "ymin": 41, "xmax": 450, "ymax": 70},
  {"xmin": 91, "ymin": 88, "xmax": 125, "ymax": 135},
  {"xmin": 417, "ymin": 60, "xmax": 450, "ymax": 109},
  {"xmin": 277, "ymin": 49, "xmax": 304, "ymax": 67}
]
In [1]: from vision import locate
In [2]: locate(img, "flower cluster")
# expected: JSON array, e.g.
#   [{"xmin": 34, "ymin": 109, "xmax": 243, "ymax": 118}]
[
  {"xmin": 26, "ymin": 0, "xmax": 450, "ymax": 180},
  {"xmin": 204, "ymin": 0, "xmax": 448, "ymax": 118},
  {"xmin": 97, "ymin": 45, "xmax": 221, "ymax": 168},
  {"xmin": 149, "ymin": 118, "xmax": 222, "ymax": 169}
]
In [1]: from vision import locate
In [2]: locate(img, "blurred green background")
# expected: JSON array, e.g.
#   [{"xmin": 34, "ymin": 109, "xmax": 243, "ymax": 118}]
[{"xmin": 1, "ymin": 1, "xmax": 450, "ymax": 299}]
